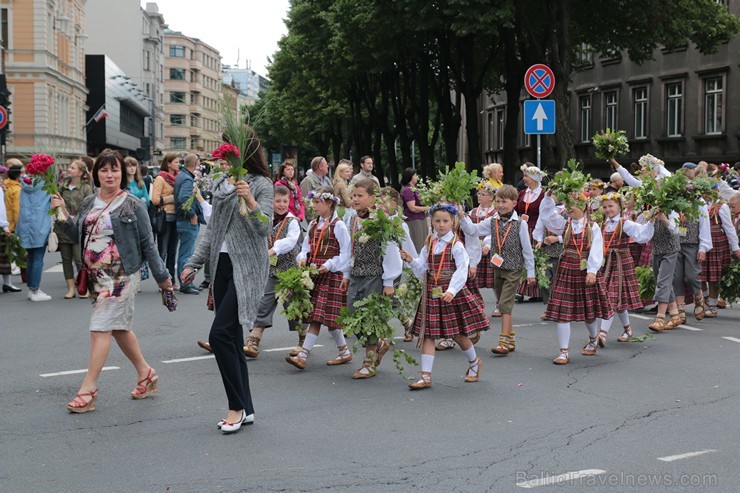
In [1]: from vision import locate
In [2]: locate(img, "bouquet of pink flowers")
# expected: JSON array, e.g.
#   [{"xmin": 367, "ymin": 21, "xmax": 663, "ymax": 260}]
[{"xmin": 26, "ymin": 154, "xmax": 62, "ymax": 218}]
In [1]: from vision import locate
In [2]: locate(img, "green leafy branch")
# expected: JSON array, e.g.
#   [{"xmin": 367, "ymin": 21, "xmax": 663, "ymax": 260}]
[{"xmin": 275, "ymin": 266, "xmax": 319, "ymax": 324}]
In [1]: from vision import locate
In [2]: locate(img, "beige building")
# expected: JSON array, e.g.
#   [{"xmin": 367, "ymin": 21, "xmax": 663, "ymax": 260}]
[
  {"xmin": 163, "ymin": 30, "xmax": 222, "ymax": 156},
  {"xmin": 2, "ymin": 0, "xmax": 88, "ymax": 160}
]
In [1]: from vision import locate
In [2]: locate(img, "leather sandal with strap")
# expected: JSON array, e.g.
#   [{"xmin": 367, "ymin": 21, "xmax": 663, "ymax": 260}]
[
  {"xmin": 693, "ymin": 293, "xmax": 705, "ymax": 321},
  {"xmin": 326, "ymin": 344, "xmax": 352, "ymax": 366},
  {"xmin": 717, "ymin": 298, "xmax": 727, "ymax": 309},
  {"xmin": 285, "ymin": 348, "xmax": 309, "ymax": 370},
  {"xmin": 289, "ymin": 333, "xmax": 307, "ymax": 357},
  {"xmin": 131, "ymin": 368, "xmax": 158, "ymax": 400},
  {"xmin": 243, "ymin": 335, "xmax": 261, "ymax": 358},
  {"xmin": 403, "ymin": 319, "xmax": 415, "ymax": 342},
  {"xmin": 66, "ymin": 388, "xmax": 98, "ymax": 413},
  {"xmin": 581, "ymin": 336, "xmax": 598, "ymax": 356},
  {"xmin": 617, "ymin": 326, "xmax": 633, "ymax": 342},
  {"xmin": 408, "ymin": 373, "xmax": 432, "ymax": 390},
  {"xmin": 464, "ymin": 357, "xmax": 482, "ymax": 383},
  {"xmin": 552, "ymin": 348, "xmax": 570, "ymax": 365},
  {"xmin": 704, "ymin": 306, "xmax": 718, "ymax": 318},
  {"xmin": 435, "ymin": 339, "xmax": 455, "ymax": 351},
  {"xmin": 597, "ymin": 329, "xmax": 608, "ymax": 348},
  {"xmin": 352, "ymin": 360, "xmax": 377, "ymax": 379},
  {"xmin": 374, "ymin": 339, "xmax": 390, "ymax": 367},
  {"xmin": 663, "ymin": 313, "xmax": 682, "ymax": 329},
  {"xmin": 648, "ymin": 315, "xmax": 668, "ymax": 332},
  {"xmin": 491, "ymin": 334, "xmax": 512, "ymax": 355}
]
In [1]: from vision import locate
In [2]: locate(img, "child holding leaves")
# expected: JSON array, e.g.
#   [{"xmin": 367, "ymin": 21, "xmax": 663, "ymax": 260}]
[{"xmin": 700, "ymin": 198, "xmax": 740, "ymax": 317}]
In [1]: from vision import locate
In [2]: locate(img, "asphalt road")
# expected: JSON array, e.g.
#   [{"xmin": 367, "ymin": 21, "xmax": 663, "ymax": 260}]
[{"xmin": 1, "ymin": 252, "xmax": 739, "ymax": 492}]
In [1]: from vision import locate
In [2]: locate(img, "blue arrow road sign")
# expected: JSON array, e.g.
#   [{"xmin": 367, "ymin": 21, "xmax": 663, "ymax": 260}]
[{"xmin": 523, "ymin": 99, "xmax": 555, "ymax": 135}]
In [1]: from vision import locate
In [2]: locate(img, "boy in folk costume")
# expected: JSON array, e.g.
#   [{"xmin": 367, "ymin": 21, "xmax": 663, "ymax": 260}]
[
  {"xmin": 340, "ymin": 179, "xmax": 403, "ymax": 379},
  {"xmin": 400, "ymin": 204, "xmax": 489, "ymax": 390},
  {"xmin": 461, "ymin": 185, "xmax": 536, "ymax": 355},
  {"xmin": 540, "ymin": 191, "xmax": 613, "ymax": 364},
  {"xmin": 596, "ymin": 192, "xmax": 655, "ymax": 344},
  {"xmin": 242, "ymin": 186, "xmax": 304, "ymax": 359},
  {"xmin": 700, "ymin": 197, "xmax": 740, "ymax": 317},
  {"xmin": 286, "ymin": 187, "xmax": 352, "ymax": 370}
]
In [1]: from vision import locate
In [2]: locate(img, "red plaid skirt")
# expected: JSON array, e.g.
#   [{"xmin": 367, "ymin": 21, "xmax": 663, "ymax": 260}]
[
  {"xmin": 466, "ymin": 274, "xmax": 485, "ymax": 308},
  {"xmin": 701, "ymin": 221, "xmax": 731, "ymax": 282},
  {"xmin": 412, "ymin": 274, "xmax": 490, "ymax": 339},
  {"xmin": 601, "ymin": 246, "xmax": 642, "ymax": 311},
  {"xmin": 307, "ymin": 271, "xmax": 346, "ymax": 329},
  {"xmin": 0, "ymin": 236, "xmax": 10, "ymax": 275},
  {"xmin": 516, "ymin": 279, "xmax": 541, "ymax": 298},
  {"xmin": 638, "ymin": 241, "xmax": 653, "ymax": 267},
  {"xmin": 545, "ymin": 250, "xmax": 613, "ymax": 322},
  {"xmin": 629, "ymin": 241, "xmax": 643, "ymax": 265},
  {"xmin": 476, "ymin": 250, "xmax": 495, "ymax": 288}
]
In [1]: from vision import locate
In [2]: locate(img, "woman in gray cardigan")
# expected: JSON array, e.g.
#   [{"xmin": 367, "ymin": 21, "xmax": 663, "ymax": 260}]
[
  {"xmin": 52, "ymin": 150, "xmax": 173, "ymax": 414},
  {"xmin": 181, "ymin": 138, "xmax": 274, "ymax": 434}
]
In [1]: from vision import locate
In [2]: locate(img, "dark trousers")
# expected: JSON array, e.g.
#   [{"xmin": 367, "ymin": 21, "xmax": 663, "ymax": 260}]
[
  {"xmin": 209, "ymin": 253, "xmax": 254, "ymax": 413},
  {"xmin": 157, "ymin": 220, "xmax": 178, "ymax": 281}
]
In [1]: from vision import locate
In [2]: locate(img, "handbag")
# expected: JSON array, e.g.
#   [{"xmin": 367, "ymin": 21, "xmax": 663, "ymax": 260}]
[
  {"xmin": 149, "ymin": 204, "xmax": 167, "ymax": 235},
  {"xmin": 75, "ymin": 267, "xmax": 89, "ymax": 296},
  {"xmin": 47, "ymin": 230, "xmax": 59, "ymax": 253},
  {"xmin": 76, "ymin": 192, "xmax": 123, "ymax": 296}
]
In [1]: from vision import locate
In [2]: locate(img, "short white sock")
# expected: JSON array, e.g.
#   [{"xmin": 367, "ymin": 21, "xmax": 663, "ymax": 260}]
[
  {"xmin": 601, "ymin": 316, "xmax": 614, "ymax": 333},
  {"xmin": 421, "ymin": 354, "xmax": 435, "ymax": 373},
  {"xmin": 299, "ymin": 333, "xmax": 319, "ymax": 360},
  {"xmin": 707, "ymin": 297, "xmax": 718, "ymax": 308},
  {"xmin": 617, "ymin": 310, "xmax": 630, "ymax": 327},
  {"xmin": 329, "ymin": 329, "xmax": 347, "ymax": 348},
  {"xmin": 585, "ymin": 321, "xmax": 598, "ymax": 338},
  {"xmin": 462, "ymin": 346, "xmax": 477, "ymax": 363},
  {"xmin": 557, "ymin": 323, "xmax": 571, "ymax": 350}
]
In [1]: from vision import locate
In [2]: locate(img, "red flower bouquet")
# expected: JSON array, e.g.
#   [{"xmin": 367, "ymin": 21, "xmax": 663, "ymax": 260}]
[
  {"xmin": 26, "ymin": 154, "xmax": 61, "ymax": 218},
  {"xmin": 211, "ymin": 143, "xmax": 240, "ymax": 160}
]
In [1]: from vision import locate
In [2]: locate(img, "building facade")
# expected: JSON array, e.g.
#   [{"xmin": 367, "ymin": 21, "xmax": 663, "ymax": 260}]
[
  {"xmin": 222, "ymin": 65, "xmax": 269, "ymax": 105},
  {"xmin": 85, "ymin": 55, "xmax": 150, "ymax": 156},
  {"xmin": 84, "ymin": 1, "xmax": 166, "ymax": 163},
  {"xmin": 2, "ymin": 0, "xmax": 88, "ymax": 161},
  {"xmin": 463, "ymin": 1, "xmax": 740, "ymax": 176},
  {"xmin": 163, "ymin": 30, "xmax": 222, "ymax": 156}
]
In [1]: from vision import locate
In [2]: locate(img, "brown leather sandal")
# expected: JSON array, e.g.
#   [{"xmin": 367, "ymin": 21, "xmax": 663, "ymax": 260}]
[
  {"xmin": 352, "ymin": 360, "xmax": 377, "ymax": 379},
  {"xmin": 648, "ymin": 315, "xmax": 667, "ymax": 332},
  {"xmin": 617, "ymin": 326, "xmax": 632, "ymax": 342},
  {"xmin": 491, "ymin": 334, "xmax": 512, "ymax": 355},
  {"xmin": 581, "ymin": 336, "xmax": 598, "ymax": 356},
  {"xmin": 464, "ymin": 357, "xmax": 482, "ymax": 383},
  {"xmin": 597, "ymin": 329, "xmax": 608, "ymax": 348},
  {"xmin": 285, "ymin": 348, "xmax": 309, "ymax": 370},
  {"xmin": 552, "ymin": 348, "xmax": 570, "ymax": 365},
  {"xmin": 326, "ymin": 344, "xmax": 352, "ymax": 366},
  {"xmin": 243, "ymin": 335, "xmax": 261, "ymax": 358},
  {"xmin": 694, "ymin": 293, "xmax": 705, "ymax": 321},
  {"xmin": 408, "ymin": 373, "xmax": 432, "ymax": 390}
]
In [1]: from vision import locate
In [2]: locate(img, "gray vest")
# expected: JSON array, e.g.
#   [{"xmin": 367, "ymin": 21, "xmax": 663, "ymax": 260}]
[
  {"xmin": 489, "ymin": 217, "xmax": 524, "ymax": 271},
  {"xmin": 270, "ymin": 216, "xmax": 301, "ymax": 277},
  {"xmin": 350, "ymin": 216, "xmax": 383, "ymax": 278},
  {"xmin": 679, "ymin": 218, "xmax": 700, "ymax": 245},
  {"xmin": 653, "ymin": 219, "xmax": 679, "ymax": 255},
  {"xmin": 541, "ymin": 229, "xmax": 564, "ymax": 259}
]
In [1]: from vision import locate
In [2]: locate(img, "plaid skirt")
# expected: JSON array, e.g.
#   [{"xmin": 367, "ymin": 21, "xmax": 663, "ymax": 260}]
[
  {"xmin": 629, "ymin": 241, "xmax": 643, "ymax": 265},
  {"xmin": 307, "ymin": 271, "xmax": 347, "ymax": 330},
  {"xmin": 0, "ymin": 236, "xmax": 10, "ymax": 275},
  {"xmin": 545, "ymin": 254, "xmax": 613, "ymax": 322},
  {"xmin": 466, "ymin": 275, "xmax": 485, "ymax": 308},
  {"xmin": 476, "ymin": 251, "xmax": 495, "ymax": 288},
  {"xmin": 638, "ymin": 241, "xmax": 653, "ymax": 267},
  {"xmin": 601, "ymin": 249, "xmax": 642, "ymax": 311},
  {"xmin": 412, "ymin": 276, "xmax": 490, "ymax": 339},
  {"xmin": 516, "ymin": 278, "xmax": 541, "ymax": 298},
  {"xmin": 701, "ymin": 225, "xmax": 731, "ymax": 282}
]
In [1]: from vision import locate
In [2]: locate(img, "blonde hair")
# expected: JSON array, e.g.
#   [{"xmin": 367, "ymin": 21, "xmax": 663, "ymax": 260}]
[
  {"xmin": 333, "ymin": 161, "xmax": 352, "ymax": 186},
  {"xmin": 483, "ymin": 163, "xmax": 503, "ymax": 180},
  {"xmin": 6, "ymin": 158, "xmax": 22, "ymax": 167}
]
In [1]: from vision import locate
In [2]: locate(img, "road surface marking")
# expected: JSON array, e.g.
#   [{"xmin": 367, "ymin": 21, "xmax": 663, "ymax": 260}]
[
  {"xmin": 681, "ymin": 325, "xmax": 702, "ymax": 331},
  {"xmin": 44, "ymin": 264, "xmax": 64, "ymax": 273},
  {"xmin": 40, "ymin": 366, "xmax": 119, "ymax": 377},
  {"xmin": 631, "ymin": 314, "xmax": 651, "ymax": 320},
  {"xmin": 657, "ymin": 449, "xmax": 716, "ymax": 462},
  {"xmin": 513, "ymin": 322, "xmax": 549, "ymax": 328},
  {"xmin": 516, "ymin": 469, "xmax": 607, "ymax": 488},
  {"xmin": 722, "ymin": 337, "xmax": 740, "ymax": 344},
  {"xmin": 162, "ymin": 355, "xmax": 215, "ymax": 363}
]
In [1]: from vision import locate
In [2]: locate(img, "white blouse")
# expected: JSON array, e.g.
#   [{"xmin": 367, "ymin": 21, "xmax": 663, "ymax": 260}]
[
  {"xmin": 272, "ymin": 213, "xmax": 301, "ymax": 255},
  {"xmin": 342, "ymin": 212, "xmax": 403, "ymax": 287},
  {"xmin": 602, "ymin": 216, "xmax": 654, "ymax": 245},
  {"xmin": 297, "ymin": 212, "xmax": 351, "ymax": 273},
  {"xmin": 408, "ymin": 230, "xmax": 469, "ymax": 296},
  {"xmin": 540, "ymin": 196, "xmax": 603, "ymax": 274},
  {"xmin": 709, "ymin": 202, "xmax": 740, "ymax": 252}
]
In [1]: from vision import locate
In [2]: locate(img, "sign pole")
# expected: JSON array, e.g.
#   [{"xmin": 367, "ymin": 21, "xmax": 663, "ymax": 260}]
[{"xmin": 537, "ymin": 134, "xmax": 541, "ymax": 167}]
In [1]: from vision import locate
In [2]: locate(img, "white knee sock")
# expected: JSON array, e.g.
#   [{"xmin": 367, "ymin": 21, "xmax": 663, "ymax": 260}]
[
  {"xmin": 421, "ymin": 354, "xmax": 435, "ymax": 374},
  {"xmin": 585, "ymin": 321, "xmax": 598, "ymax": 338},
  {"xmin": 557, "ymin": 323, "xmax": 571, "ymax": 350},
  {"xmin": 2, "ymin": 274, "xmax": 11, "ymax": 285},
  {"xmin": 601, "ymin": 316, "xmax": 614, "ymax": 333},
  {"xmin": 329, "ymin": 329, "xmax": 347, "ymax": 348},
  {"xmin": 299, "ymin": 333, "xmax": 319, "ymax": 359},
  {"xmin": 617, "ymin": 310, "xmax": 630, "ymax": 327}
]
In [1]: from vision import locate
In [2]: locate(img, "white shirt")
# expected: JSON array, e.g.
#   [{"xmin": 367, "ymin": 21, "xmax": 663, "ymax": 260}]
[
  {"xmin": 461, "ymin": 211, "xmax": 535, "ymax": 278},
  {"xmin": 0, "ymin": 188, "xmax": 8, "ymax": 229},
  {"xmin": 709, "ymin": 202, "xmax": 740, "ymax": 252},
  {"xmin": 522, "ymin": 186, "xmax": 543, "ymax": 205},
  {"xmin": 717, "ymin": 180, "xmax": 735, "ymax": 202},
  {"xmin": 408, "ymin": 230, "xmax": 469, "ymax": 296},
  {"xmin": 391, "ymin": 214, "xmax": 418, "ymax": 259},
  {"xmin": 539, "ymin": 196, "xmax": 603, "ymax": 274},
  {"xmin": 602, "ymin": 216, "xmax": 654, "ymax": 244},
  {"xmin": 297, "ymin": 212, "xmax": 351, "ymax": 273},
  {"xmin": 201, "ymin": 201, "xmax": 213, "ymax": 224},
  {"xmin": 342, "ymin": 211, "xmax": 403, "ymax": 286},
  {"xmin": 695, "ymin": 203, "xmax": 713, "ymax": 253},
  {"xmin": 272, "ymin": 213, "xmax": 301, "ymax": 255},
  {"xmin": 532, "ymin": 215, "xmax": 563, "ymax": 245},
  {"xmin": 617, "ymin": 164, "xmax": 671, "ymax": 187}
]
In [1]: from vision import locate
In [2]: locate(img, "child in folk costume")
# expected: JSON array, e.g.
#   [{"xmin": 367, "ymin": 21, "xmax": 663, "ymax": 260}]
[
  {"xmin": 340, "ymin": 179, "xmax": 403, "ymax": 379},
  {"xmin": 471, "ymin": 183, "xmax": 498, "ymax": 314},
  {"xmin": 729, "ymin": 193, "xmax": 740, "ymax": 237},
  {"xmin": 285, "ymin": 187, "xmax": 351, "ymax": 370},
  {"xmin": 462, "ymin": 185, "xmax": 535, "ymax": 355},
  {"xmin": 596, "ymin": 192, "xmax": 655, "ymax": 344},
  {"xmin": 515, "ymin": 164, "xmax": 547, "ymax": 301},
  {"xmin": 587, "ymin": 180, "xmax": 605, "ymax": 213},
  {"xmin": 540, "ymin": 192, "xmax": 613, "ymax": 364},
  {"xmin": 400, "ymin": 204, "xmax": 489, "ymax": 390},
  {"xmin": 700, "ymin": 198, "xmax": 740, "ymax": 317},
  {"xmin": 243, "ymin": 186, "xmax": 303, "ymax": 359},
  {"xmin": 532, "ymin": 212, "xmax": 563, "ymax": 307}
]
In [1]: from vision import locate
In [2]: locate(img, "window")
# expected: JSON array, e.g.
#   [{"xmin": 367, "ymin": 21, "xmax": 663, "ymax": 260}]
[
  {"xmin": 169, "ymin": 68, "xmax": 185, "ymax": 80},
  {"xmin": 170, "ymin": 114, "xmax": 185, "ymax": 126},
  {"xmin": 632, "ymin": 87, "xmax": 648, "ymax": 139},
  {"xmin": 604, "ymin": 91, "xmax": 618, "ymax": 130},
  {"xmin": 171, "ymin": 137, "xmax": 186, "ymax": 149},
  {"xmin": 145, "ymin": 83, "xmax": 151, "ymax": 96},
  {"xmin": 190, "ymin": 115, "xmax": 199, "ymax": 127},
  {"xmin": 169, "ymin": 45, "xmax": 185, "ymax": 57},
  {"xmin": 666, "ymin": 82, "xmax": 683, "ymax": 137},
  {"xmin": 579, "ymin": 95, "xmax": 592, "ymax": 143},
  {"xmin": 496, "ymin": 109, "xmax": 505, "ymax": 150},
  {"xmin": 143, "ymin": 50, "xmax": 150, "ymax": 71},
  {"xmin": 576, "ymin": 43, "xmax": 593, "ymax": 66},
  {"xmin": 487, "ymin": 112, "xmax": 494, "ymax": 150},
  {"xmin": 1, "ymin": 8, "xmax": 9, "ymax": 49},
  {"xmin": 120, "ymin": 103, "xmax": 144, "ymax": 137},
  {"xmin": 170, "ymin": 91, "xmax": 185, "ymax": 103},
  {"xmin": 704, "ymin": 77, "xmax": 723, "ymax": 134}
]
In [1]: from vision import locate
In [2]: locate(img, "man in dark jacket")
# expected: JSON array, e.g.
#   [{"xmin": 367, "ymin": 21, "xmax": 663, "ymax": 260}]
[{"xmin": 174, "ymin": 153, "xmax": 205, "ymax": 294}]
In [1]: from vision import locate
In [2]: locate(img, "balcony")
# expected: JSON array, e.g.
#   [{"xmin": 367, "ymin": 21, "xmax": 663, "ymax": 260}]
[
  {"xmin": 190, "ymin": 105, "xmax": 202, "ymax": 115},
  {"xmin": 190, "ymin": 59, "xmax": 204, "ymax": 72}
]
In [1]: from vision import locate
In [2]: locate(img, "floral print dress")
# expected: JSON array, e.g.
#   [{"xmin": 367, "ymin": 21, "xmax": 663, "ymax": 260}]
[{"xmin": 84, "ymin": 195, "xmax": 140, "ymax": 331}]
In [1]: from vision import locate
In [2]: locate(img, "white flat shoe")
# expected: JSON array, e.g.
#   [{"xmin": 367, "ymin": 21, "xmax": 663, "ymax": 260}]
[{"xmin": 218, "ymin": 412, "xmax": 254, "ymax": 431}]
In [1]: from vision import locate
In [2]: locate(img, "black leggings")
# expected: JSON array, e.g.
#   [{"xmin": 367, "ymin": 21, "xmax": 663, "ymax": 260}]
[{"xmin": 209, "ymin": 253, "xmax": 255, "ymax": 413}]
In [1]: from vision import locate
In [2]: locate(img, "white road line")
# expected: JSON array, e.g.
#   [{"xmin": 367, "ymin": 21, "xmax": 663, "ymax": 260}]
[
  {"xmin": 657, "ymin": 449, "xmax": 717, "ymax": 462},
  {"xmin": 516, "ymin": 469, "xmax": 607, "ymax": 488},
  {"xmin": 722, "ymin": 337, "xmax": 740, "ymax": 344},
  {"xmin": 43, "ymin": 264, "xmax": 64, "ymax": 273},
  {"xmin": 631, "ymin": 314, "xmax": 651, "ymax": 320},
  {"xmin": 263, "ymin": 344, "xmax": 323, "ymax": 352},
  {"xmin": 162, "ymin": 355, "xmax": 214, "ymax": 363},
  {"xmin": 681, "ymin": 325, "xmax": 703, "ymax": 331},
  {"xmin": 40, "ymin": 366, "xmax": 119, "ymax": 377},
  {"xmin": 513, "ymin": 322, "xmax": 549, "ymax": 328}
]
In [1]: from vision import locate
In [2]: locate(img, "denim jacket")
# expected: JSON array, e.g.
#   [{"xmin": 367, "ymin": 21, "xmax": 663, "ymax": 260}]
[{"xmin": 62, "ymin": 192, "xmax": 170, "ymax": 283}]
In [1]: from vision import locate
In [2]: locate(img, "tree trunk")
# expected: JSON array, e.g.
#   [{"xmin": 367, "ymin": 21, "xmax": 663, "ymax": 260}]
[{"xmin": 547, "ymin": 0, "xmax": 575, "ymax": 167}]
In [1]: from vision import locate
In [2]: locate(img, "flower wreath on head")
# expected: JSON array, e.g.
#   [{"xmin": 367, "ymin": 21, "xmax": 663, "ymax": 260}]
[
  {"xmin": 599, "ymin": 191, "xmax": 625, "ymax": 208},
  {"xmin": 307, "ymin": 190, "xmax": 340, "ymax": 204},
  {"xmin": 476, "ymin": 181, "xmax": 496, "ymax": 194},
  {"xmin": 569, "ymin": 190, "xmax": 591, "ymax": 208},
  {"xmin": 428, "ymin": 203, "xmax": 459, "ymax": 217},
  {"xmin": 638, "ymin": 153, "xmax": 664, "ymax": 170},
  {"xmin": 520, "ymin": 164, "xmax": 547, "ymax": 181}
]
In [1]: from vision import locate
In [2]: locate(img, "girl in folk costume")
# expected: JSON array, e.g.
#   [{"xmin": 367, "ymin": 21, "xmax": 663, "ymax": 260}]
[
  {"xmin": 729, "ymin": 193, "xmax": 740, "ymax": 237},
  {"xmin": 471, "ymin": 183, "xmax": 498, "ymax": 314},
  {"xmin": 540, "ymin": 192, "xmax": 613, "ymax": 364},
  {"xmin": 285, "ymin": 187, "xmax": 351, "ymax": 370},
  {"xmin": 587, "ymin": 180, "xmax": 605, "ymax": 213},
  {"xmin": 700, "ymin": 197, "xmax": 740, "ymax": 317},
  {"xmin": 515, "ymin": 164, "xmax": 547, "ymax": 301},
  {"xmin": 340, "ymin": 179, "xmax": 402, "ymax": 379},
  {"xmin": 400, "ymin": 204, "xmax": 490, "ymax": 390},
  {"xmin": 243, "ymin": 186, "xmax": 304, "ymax": 359},
  {"xmin": 596, "ymin": 192, "xmax": 655, "ymax": 344}
]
